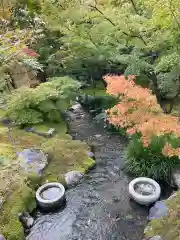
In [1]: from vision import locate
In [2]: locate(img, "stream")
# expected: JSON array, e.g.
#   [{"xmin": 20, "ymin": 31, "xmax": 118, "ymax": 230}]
[{"xmin": 27, "ymin": 106, "xmax": 149, "ymax": 240}]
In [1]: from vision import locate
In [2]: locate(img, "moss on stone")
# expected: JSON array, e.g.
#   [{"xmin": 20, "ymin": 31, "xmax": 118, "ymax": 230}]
[
  {"xmin": 0, "ymin": 183, "xmax": 36, "ymax": 240},
  {"xmin": 41, "ymin": 138, "xmax": 95, "ymax": 184},
  {"xmin": 145, "ymin": 191, "xmax": 180, "ymax": 240}
]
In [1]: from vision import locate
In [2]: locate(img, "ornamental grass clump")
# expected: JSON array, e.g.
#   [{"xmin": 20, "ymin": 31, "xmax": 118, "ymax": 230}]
[{"xmin": 104, "ymin": 75, "xmax": 180, "ymax": 182}]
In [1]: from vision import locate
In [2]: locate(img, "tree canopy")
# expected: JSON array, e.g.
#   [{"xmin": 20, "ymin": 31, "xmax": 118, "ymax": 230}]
[{"xmin": 1, "ymin": 0, "xmax": 180, "ymax": 112}]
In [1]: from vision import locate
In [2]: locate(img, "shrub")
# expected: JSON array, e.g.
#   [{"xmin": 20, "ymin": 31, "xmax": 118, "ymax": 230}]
[
  {"xmin": 126, "ymin": 134, "xmax": 180, "ymax": 182},
  {"xmin": 104, "ymin": 75, "xmax": 180, "ymax": 182},
  {"xmin": 6, "ymin": 76, "xmax": 80, "ymax": 125}
]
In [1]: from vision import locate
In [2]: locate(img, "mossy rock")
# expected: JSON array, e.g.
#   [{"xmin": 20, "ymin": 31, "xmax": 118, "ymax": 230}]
[
  {"xmin": 41, "ymin": 138, "xmax": 95, "ymax": 182},
  {"xmin": 145, "ymin": 191, "xmax": 180, "ymax": 240},
  {"xmin": 0, "ymin": 183, "xmax": 36, "ymax": 240}
]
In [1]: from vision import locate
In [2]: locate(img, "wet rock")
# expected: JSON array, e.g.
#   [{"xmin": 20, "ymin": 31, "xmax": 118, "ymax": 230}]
[
  {"xmin": 143, "ymin": 236, "xmax": 163, "ymax": 240},
  {"xmin": 0, "ymin": 235, "xmax": 6, "ymax": 240},
  {"xmin": 88, "ymin": 151, "xmax": 95, "ymax": 159},
  {"xmin": 148, "ymin": 201, "xmax": 168, "ymax": 221},
  {"xmin": 65, "ymin": 171, "xmax": 84, "ymax": 186},
  {"xmin": 46, "ymin": 128, "xmax": 55, "ymax": 137},
  {"xmin": 18, "ymin": 149, "xmax": 48, "ymax": 175},
  {"xmin": 94, "ymin": 134, "xmax": 102, "ymax": 139},
  {"xmin": 70, "ymin": 103, "xmax": 82, "ymax": 111},
  {"xmin": 172, "ymin": 170, "xmax": 180, "ymax": 189},
  {"xmin": 18, "ymin": 212, "xmax": 34, "ymax": 229}
]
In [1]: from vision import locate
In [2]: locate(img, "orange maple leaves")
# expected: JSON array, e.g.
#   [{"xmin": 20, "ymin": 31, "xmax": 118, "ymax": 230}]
[{"xmin": 104, "ymin": 75, "xmax": 180, "ymax": 158}]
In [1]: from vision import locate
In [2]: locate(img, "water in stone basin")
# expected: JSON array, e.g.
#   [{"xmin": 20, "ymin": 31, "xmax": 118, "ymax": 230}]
[
  {"xmin": 135, "ymin": 183, "xmax": 156, "ymax": 196},
  {"xmin": 40, "ymin": 187, "xmax": 62, "ymax": 200}
]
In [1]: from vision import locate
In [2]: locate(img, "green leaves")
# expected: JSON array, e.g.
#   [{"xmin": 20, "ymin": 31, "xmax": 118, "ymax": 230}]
[{"xmin": 6, "ymin": 76, "xmax": 79, "ymax": 125}]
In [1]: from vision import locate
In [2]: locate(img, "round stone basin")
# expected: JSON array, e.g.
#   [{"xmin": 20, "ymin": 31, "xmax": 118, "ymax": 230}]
[
  {"xmin": 36, "ymin": 182, "xmax": 65, "ymax": 210},
  {"xmin": 129, "ymin": 177, "xmax": 161, "ymax": 205},
  {"xmin": 40, "ymin": 186, "xmax": 63, "ymax": 200}
]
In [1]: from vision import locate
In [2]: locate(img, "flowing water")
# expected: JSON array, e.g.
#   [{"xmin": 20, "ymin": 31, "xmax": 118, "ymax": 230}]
[{"xmin": 27, "ymin": 106, "xmax": 149, "ymax": 240}]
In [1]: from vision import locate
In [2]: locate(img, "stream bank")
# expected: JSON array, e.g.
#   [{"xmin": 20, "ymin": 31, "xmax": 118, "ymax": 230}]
[{"xmin": 27, "ymin": 105, "xmax": 149, "ymax": 240}]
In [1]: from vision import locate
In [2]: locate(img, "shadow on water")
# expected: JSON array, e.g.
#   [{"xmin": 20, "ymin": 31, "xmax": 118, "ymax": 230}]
[{"xmin": 27, "ymin": 106, "xmax": 172, "ymax": 240}]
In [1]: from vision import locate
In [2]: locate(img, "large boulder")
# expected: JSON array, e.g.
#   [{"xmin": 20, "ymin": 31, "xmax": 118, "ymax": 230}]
[
  {"xmin": 65, "ymin": 171, "xmax": 84, "ymax": 187},
  {"xmin": 18, "ymin": 149, "xmax": 48, "ymax": 175},
  {"xmin": 148, "ymin": 201, "xmax": 168, "ymax": 221}
]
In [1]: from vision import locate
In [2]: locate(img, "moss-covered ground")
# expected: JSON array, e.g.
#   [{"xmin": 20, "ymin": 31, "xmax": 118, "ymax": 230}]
[
  {"xmin": 0, "ymin": 118, "xmax": 95, "ymax": 240},
  {"xmin": 144, "ymin": 191, "xmax": 180, "ymax": 240}
]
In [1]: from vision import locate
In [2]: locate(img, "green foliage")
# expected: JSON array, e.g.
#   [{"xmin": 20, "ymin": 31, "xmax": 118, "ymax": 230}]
[
  {"xmin": 6, "ymin": 77, "xmax": 80, "ymax": 125},
  {"xmin": 126, "ymin": 134, "xmax": 180, "ymax": 182}
]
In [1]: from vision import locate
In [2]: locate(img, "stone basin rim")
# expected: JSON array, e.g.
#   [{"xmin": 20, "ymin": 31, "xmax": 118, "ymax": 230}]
[
  {"xmin": 36, "ymin": 182, "xmax": 65, "ymax": 204},
  {"xmin": 129, "ymin": 177, "xmax": 161, "ymax": 203}
]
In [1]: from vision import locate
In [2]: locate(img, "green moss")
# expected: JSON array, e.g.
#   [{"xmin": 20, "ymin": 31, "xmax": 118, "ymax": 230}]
[
  {"xmin": 77, "ymin": 157, "xmax": 96, "ymax": 173},
  {"xmin": 41, "ymin": 138, "xmax": 95, "ymax": 183},
  {"xmin": 0, "ymin": 183, "xmax": 36, "ymax": 240},
  {"xmin": 0, "ymin": 143, "xmax": 16, "ymax": 162},
  {"xmin": 32, "ymin": 121, "xmax": 70, "ymax": 139},
  {"xmin": 0, "ymin": 109, "xmax": 5, "ymax": 118},
  {"xmin": 0, "ymin": 127, "xmax": 45, "ymax": 149},
  {"xmin": 145, "ymin": 191, "xmax": 180, "ymax": 240}
]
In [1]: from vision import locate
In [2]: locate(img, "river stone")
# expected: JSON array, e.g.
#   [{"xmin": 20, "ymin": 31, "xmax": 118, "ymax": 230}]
[
  {"xmin": 0, "ymin": 235, "xmax": 6, "ymax": 240},
  {"xmin": 149, "ymin": 236, "xmax": 163, "ymax": 240},
  {"xmin": 65, "ymin": 171, "xmax": 84, "ymax": 186},
  {"xmin": 172, "ymin": 169, "xmax": 180, "ymax": 189},
  {"xmin": 18, "ymin": 212, "xmax": 34, "ymax": 229},
  {"xmin": 88, "ymin": 151, "xmax": 95, "ymax": 159},
  {"xmin": 148, "ymin": 201, "xmax": 168, "ymax": 220},
  {"xmin": 70, "ymin": 103, "xmax": 81, "ymax": 111},
  {"xmin": 94, "ymin": 134, "xmax": 102, "ymax": 139},
  {"xmin": 18, "ymin": 149, "xmax": 48, "ymax": 175},
  {"xmin": 46, "ymin": 128, "xmax": 55, "ymax": 137}
]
